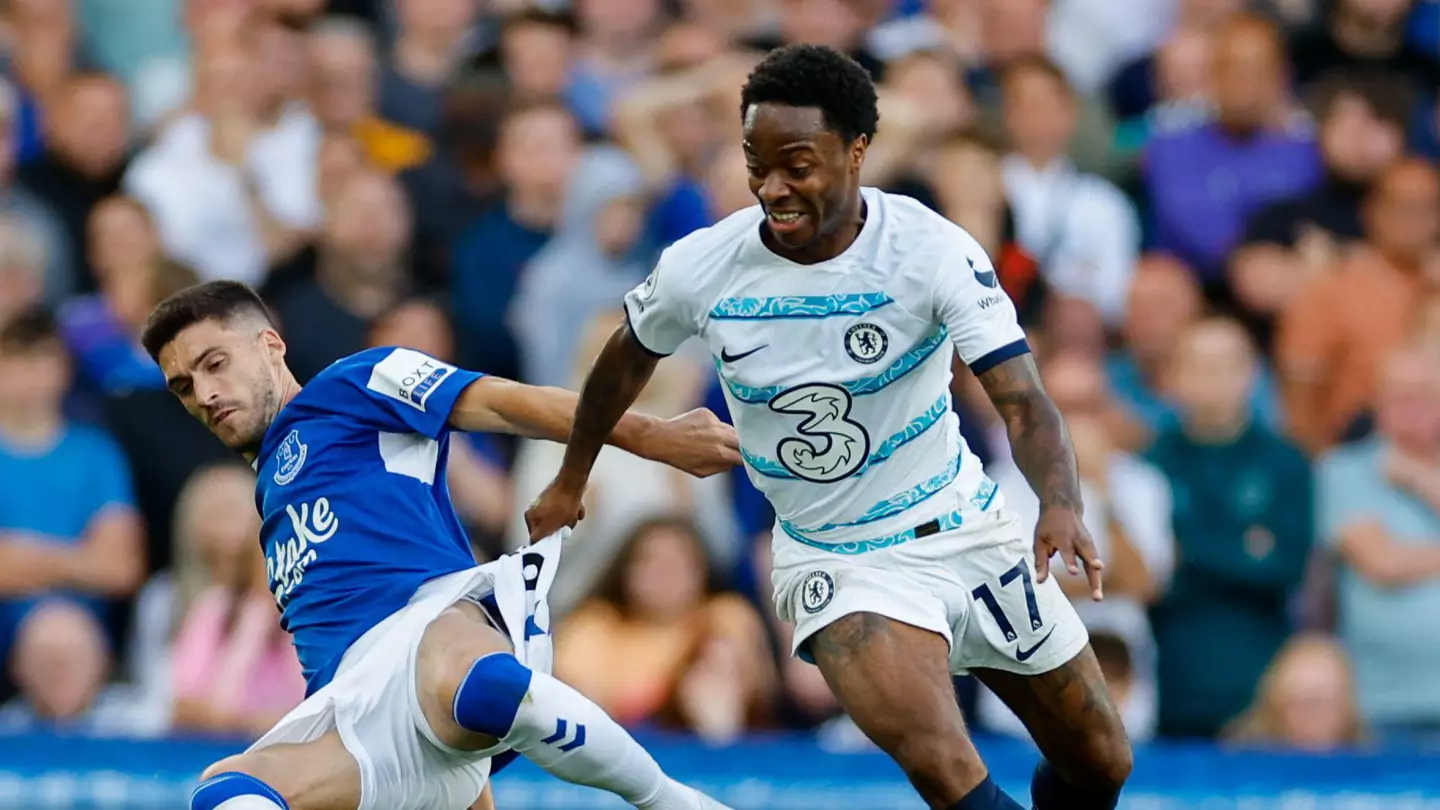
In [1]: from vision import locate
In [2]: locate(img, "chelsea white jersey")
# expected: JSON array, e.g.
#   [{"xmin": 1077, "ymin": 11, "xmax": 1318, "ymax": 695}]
[{"xmin": 624, "ymin": 188, "xmax": 1029, "ymax": 549}]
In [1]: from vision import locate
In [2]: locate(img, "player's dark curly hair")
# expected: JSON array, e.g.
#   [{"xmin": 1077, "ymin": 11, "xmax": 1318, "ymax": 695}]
[
  {"xmin": 140, "ymin": 280, "xmax": 278, "ymax": 361},
  {"xmin": 739, "ymin": 44, "xmax": 879, "ymax": 143}
]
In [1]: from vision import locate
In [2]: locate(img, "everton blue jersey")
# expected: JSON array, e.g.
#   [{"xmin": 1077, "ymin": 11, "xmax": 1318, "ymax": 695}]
[{"xmin": 252, "ymin": 347, "xmax": 485, "ymax": 694}]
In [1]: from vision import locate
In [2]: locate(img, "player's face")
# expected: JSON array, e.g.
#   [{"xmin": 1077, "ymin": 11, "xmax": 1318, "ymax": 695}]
[
  {"xmin": 158, "ymin": 318, "xmax": 288, "ymax": 455},
  {"xmin": 742, "ymin": 102, "xmax": 866, "ymax": 254}
]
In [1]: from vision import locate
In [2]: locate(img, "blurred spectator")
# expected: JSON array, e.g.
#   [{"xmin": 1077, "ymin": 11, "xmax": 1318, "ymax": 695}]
[
  {"xmin": 554, "ymin": 517, "xmax": 775, "ymax": 744},
  {"xmin": 381, "ymin": 0, "xmax": 481, "ymax": 139},
  {"xmin": 256, "ymin": 17, "xmax": 311, "ymax": 110},
  {"xmin": 999, "ymin": 55, "xmax": 1140, "ymax": 326},
  {"xmin": 16, "ymin": 73, "xmax": 131, "ymax": 295},
  {"xmin": 1148, "ymin": 316, "xmax": 1313, "ymax": 738},
  {"xmin": 1243, "ymin": 70, "xmax": 1409, "ymax": 264},
  {"xmin": 971, "ymin": 0, "xmax": 1118, "ymax": 176},
  {"xmin": 1289, "ymin": 0, "xmax": 1440, "ymax": 95},
  {"xmin": 1109, "ymin": 256, "xmax": 1282, "ymax": 444},
  {"xmin": 74, "ymin": 0, "xmax": 187, "ymax": 132},
  {"xmin": 451, "ymin": 100, "xmax": 579, "ymax": 381},
  {"xmin": 1317, "ymin": 344, "xmax": 1440, "ymax": 742},
  {"xmin": 1145, "ymin": 13, "xmax": 1323, "ymax": 287},
  {"xmin": 499, "ymin": 9, "xmax": 579, "ymax": 103},
  {"xmin": 1106, "ymin": 0, "xmax": 1237, "ymax": 127},
  {"xmin": 1224, "ymin": 632, "xmax": 1366, "ymax": 751},
  {"xmin": 266, "ymin": 169, "xmax": 411, "ymax": 384},
  {"xmin": 309, "ymin": 16, "xmax": 432, "ymax": 175},
  {"xmin": 0, "ymin": 308, "xmax": 145, "ymax": 724},
  {"xmin": 58, "ymin": 197, "xmax": 197, "ymax": 407},
  {"xmin": 1236, "ymin": 70, "xmax": 1410, "ymax": 345},
  {"xmin": 315, "ymin": 133, "xmax": 366, "ymax": 211},
  {"xmin": 169, "ymin": 464, "xmax": 304, "ymax": 739},
  {"xmin": 984, "ymin": 352, "xmax": 1173, "ymax": 743},
  {"xmin": 510, "ymin": 145, "xmax": 649, "ymax": 389},
  {"xmin": 0, "ymin": 217, "xmax": 49, "ymax": 326},
  {"xmin": 367, "ymin": 297, "xmax": 513, "ymax": 557},
  {"xmin": 5, "ymin": 0, "xmax": 79, "ymax": 123},
  {"xmin": 0, "ymin": 79, "xmax": 70, "ymax": 304},
  {"xmin": 566, "ymin": 0, "xmax": 674, "ymax": 135},
  {"xmin": 1278, "ymin": 158, "xmax": 1438, "ymax": 454},
  {"xmin": 123, "ymin": 40, "xmax": 319, "ymax": 286},
  {"xmin": 508, "ymin": 311, "xmax": 735, "ymax": 615},
  {"xmin": 920, "ymin": 131, "xmax": 1046, "ymax": 327}
]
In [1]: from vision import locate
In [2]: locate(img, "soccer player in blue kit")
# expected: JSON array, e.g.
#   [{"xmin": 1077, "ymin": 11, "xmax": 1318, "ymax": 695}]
[{"xmin": 140, "ymin": 281, "xmax": 741, "ymax": 810}]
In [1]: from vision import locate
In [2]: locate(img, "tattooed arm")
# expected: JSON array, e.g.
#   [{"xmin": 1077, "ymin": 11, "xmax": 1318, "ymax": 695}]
[{"xmin": 978, "ymin": 354, "xmax": 1104, "ymax": 598}]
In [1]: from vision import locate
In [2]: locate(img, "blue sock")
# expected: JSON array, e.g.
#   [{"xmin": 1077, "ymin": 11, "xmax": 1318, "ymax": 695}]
[
  {"xmin": 946, "ymin": 775, "xmax": 1026, "ymax": 810},
  {"xmin": 191, "ymin": 772, "xmax": 289, "ymax": 809},
  {"xmin": 1031, "ymin": 760, "xmax": 1121, "ymax": 810},
  {"xmin": 452, "ymin": 653, "xmax": 672, "ymax": 805}
]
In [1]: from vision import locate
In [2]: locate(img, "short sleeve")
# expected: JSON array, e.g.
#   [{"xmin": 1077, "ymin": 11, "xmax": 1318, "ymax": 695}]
[
  {"xmin": 350, "ymin": 347, "xmax": 485, "ymax": 439},
  {"xmin": 622, "ymin": 248, "xmax": 697, "ymax": 357},
  {"xmin": 931, "ymin": 231, "xmax": 1030, "ymax": 374}
]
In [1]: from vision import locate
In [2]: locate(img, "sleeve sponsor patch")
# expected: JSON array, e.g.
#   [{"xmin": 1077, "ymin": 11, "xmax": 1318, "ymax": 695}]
[{"xmin": 365, "ymin": 348, "xmax": 456, "ymax": 412}]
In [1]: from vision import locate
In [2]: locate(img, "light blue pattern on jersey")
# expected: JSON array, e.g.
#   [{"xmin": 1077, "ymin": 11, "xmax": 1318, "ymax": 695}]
[
  {"xmin": 780, "ymin": 477, "xmax": 999, "ymax": 555},
  {"xmin": 709, "ymin": 292, "xmax": 892, "ymax": 320},
  {"xmin": 720, "ymin": 328, "xmax": 948, "ymax": 404},
  {"xmin": 795, "ymin": 449, "xmax": 963, "ymax": 535},
  {"xmin": 742, "ymin": 394, "xmax": 950, "ymax": 479}
]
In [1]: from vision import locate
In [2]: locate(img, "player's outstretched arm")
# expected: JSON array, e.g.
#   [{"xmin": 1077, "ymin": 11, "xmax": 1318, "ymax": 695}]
[
  {"xmin": 523, "ymin": 323, "xmax": 740, "ymax": 540},
  {"xmin": 447, "ymin": 327, "xmax": 738, "ymax": 479},
  {"xmin": 978, "ymin": 353, "xmax": 1105, "ymax": 600}
]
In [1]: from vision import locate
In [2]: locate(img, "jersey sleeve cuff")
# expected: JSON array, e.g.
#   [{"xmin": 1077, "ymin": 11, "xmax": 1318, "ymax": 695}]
[
  {"xmin": 623, "ymin": 300, "xmax": 673, "ymax": 358},
  {"xmin": 418, "ymin": 368, "xmax": 486, "ymax": 438},
  {"xmin": 968, "ymin": 338, "xmax": 1031, "ymax": 375}
]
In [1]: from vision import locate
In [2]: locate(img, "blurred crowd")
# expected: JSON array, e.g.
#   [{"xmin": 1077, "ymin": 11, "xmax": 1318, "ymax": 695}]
[{"xmin": 0, "ymin": 0, "xmax": 1438, "ymax": 758}]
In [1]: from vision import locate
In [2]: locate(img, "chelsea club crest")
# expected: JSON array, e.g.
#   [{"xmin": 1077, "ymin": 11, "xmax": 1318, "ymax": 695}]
[
  {"xmin": 845, "ymin": 323, "xmax": 888, "ymax": 364},
  {"xmin": 273, "ymin": 430, "xmax": 308, "ymax": 486}
]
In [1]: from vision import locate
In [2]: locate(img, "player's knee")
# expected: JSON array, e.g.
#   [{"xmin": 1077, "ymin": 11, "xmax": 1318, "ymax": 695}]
[
  {"xmin": 1088, "ymin": 734, "xmax": 1133, "ymax": 792},
  {"xmin": 890, "ymin": 733, "xmax": 985, "ymax": 795},
  {"xmin": 1060, "ymin": 730, "xmax": 1133, "ymax": 794},
  {"xmin": 452, "ymin": 652, "xmax": 534, "ymax": 739},
  {"xmin": 191, "ymin": 767, "xmax": 289, "ymax": 809}
]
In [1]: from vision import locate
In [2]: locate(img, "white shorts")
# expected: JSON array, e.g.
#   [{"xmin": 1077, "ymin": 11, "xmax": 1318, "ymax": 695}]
[
  {"xmin": 247, "ymin": 533, "xmax": 564, "ymax": 810},
  {"xmin": 772, "ymin": 507, "xmax": 1087, "ymax": 677}
]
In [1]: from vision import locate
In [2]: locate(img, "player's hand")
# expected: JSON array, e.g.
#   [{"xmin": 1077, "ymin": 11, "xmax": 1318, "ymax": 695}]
[
  {"xmin": 524, "ymin": 480, "xmax": 587, "ymax": 543},
  {"xmin": 1034, "ymin": 505, "xmax": 1104, "ymax": 601},
  {"xmin": 647, "ymin": 408, "xmax": 742, "ymax": 478}
]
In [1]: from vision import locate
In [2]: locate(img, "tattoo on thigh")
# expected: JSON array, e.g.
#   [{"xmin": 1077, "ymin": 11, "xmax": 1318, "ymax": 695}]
[{"xmin": 808, "ymin": 612, "xmax": 890, "ymax": 667}]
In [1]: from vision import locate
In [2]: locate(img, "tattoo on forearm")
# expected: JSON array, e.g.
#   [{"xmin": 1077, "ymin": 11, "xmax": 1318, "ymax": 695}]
[
  {"xmin": 978, "ymin": 355, "xmax": 1082, "ymax": 513},
  {"xmin": 560, "ymin": 325, "xmax": 658, "ymax": 477}
]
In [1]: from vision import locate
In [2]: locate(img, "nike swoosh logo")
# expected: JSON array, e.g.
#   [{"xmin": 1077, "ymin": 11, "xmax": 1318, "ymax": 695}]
[
  {"xmin": 1015, "ymin": 626, "xmax": 1057, "ymax": 662},
  {"xmin": 720, "ymin": 345, "xmax": 767, "ymax": 363}
]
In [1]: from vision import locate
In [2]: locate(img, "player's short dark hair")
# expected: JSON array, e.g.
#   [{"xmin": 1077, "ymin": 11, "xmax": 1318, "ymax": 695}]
[
  {"xmin": 140, "ymin": 280, "xmax": 277, "ymax": 362},
  {"xmin": 739, "ymin": 44, "xmax": 879, "ymax": 143},
  {"xmin": 0, "ymin": 305, "xmax": 60, "ymax": 354},
  {"xmin": 1310, "ymin": 68, "xmax": 1414, "ymax": 132}
]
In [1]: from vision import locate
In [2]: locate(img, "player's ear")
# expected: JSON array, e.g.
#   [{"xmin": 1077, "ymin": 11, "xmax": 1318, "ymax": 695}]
[
  {"xmin": 261, "ymin": 327, "xmax": 287, "ymax": 360},
  {"xmin": 849, "ymin": 135, "xmax": 868, "ymax": 172}
]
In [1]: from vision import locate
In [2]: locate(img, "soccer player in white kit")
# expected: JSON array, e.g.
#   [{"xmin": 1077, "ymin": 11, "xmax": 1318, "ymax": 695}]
[{"xmin": 528, "ymin": 45, "xmax": 1133, "ymax": 810}]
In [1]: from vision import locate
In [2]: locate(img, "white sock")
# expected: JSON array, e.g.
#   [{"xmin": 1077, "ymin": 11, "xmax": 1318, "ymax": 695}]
[
  {"xmin": 213, "ymin": 799, "xmax": 284, "ymax": 810},
  {"xmin": 504, "ymin": 670, "xmax": 729, "ymax": 809}
]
